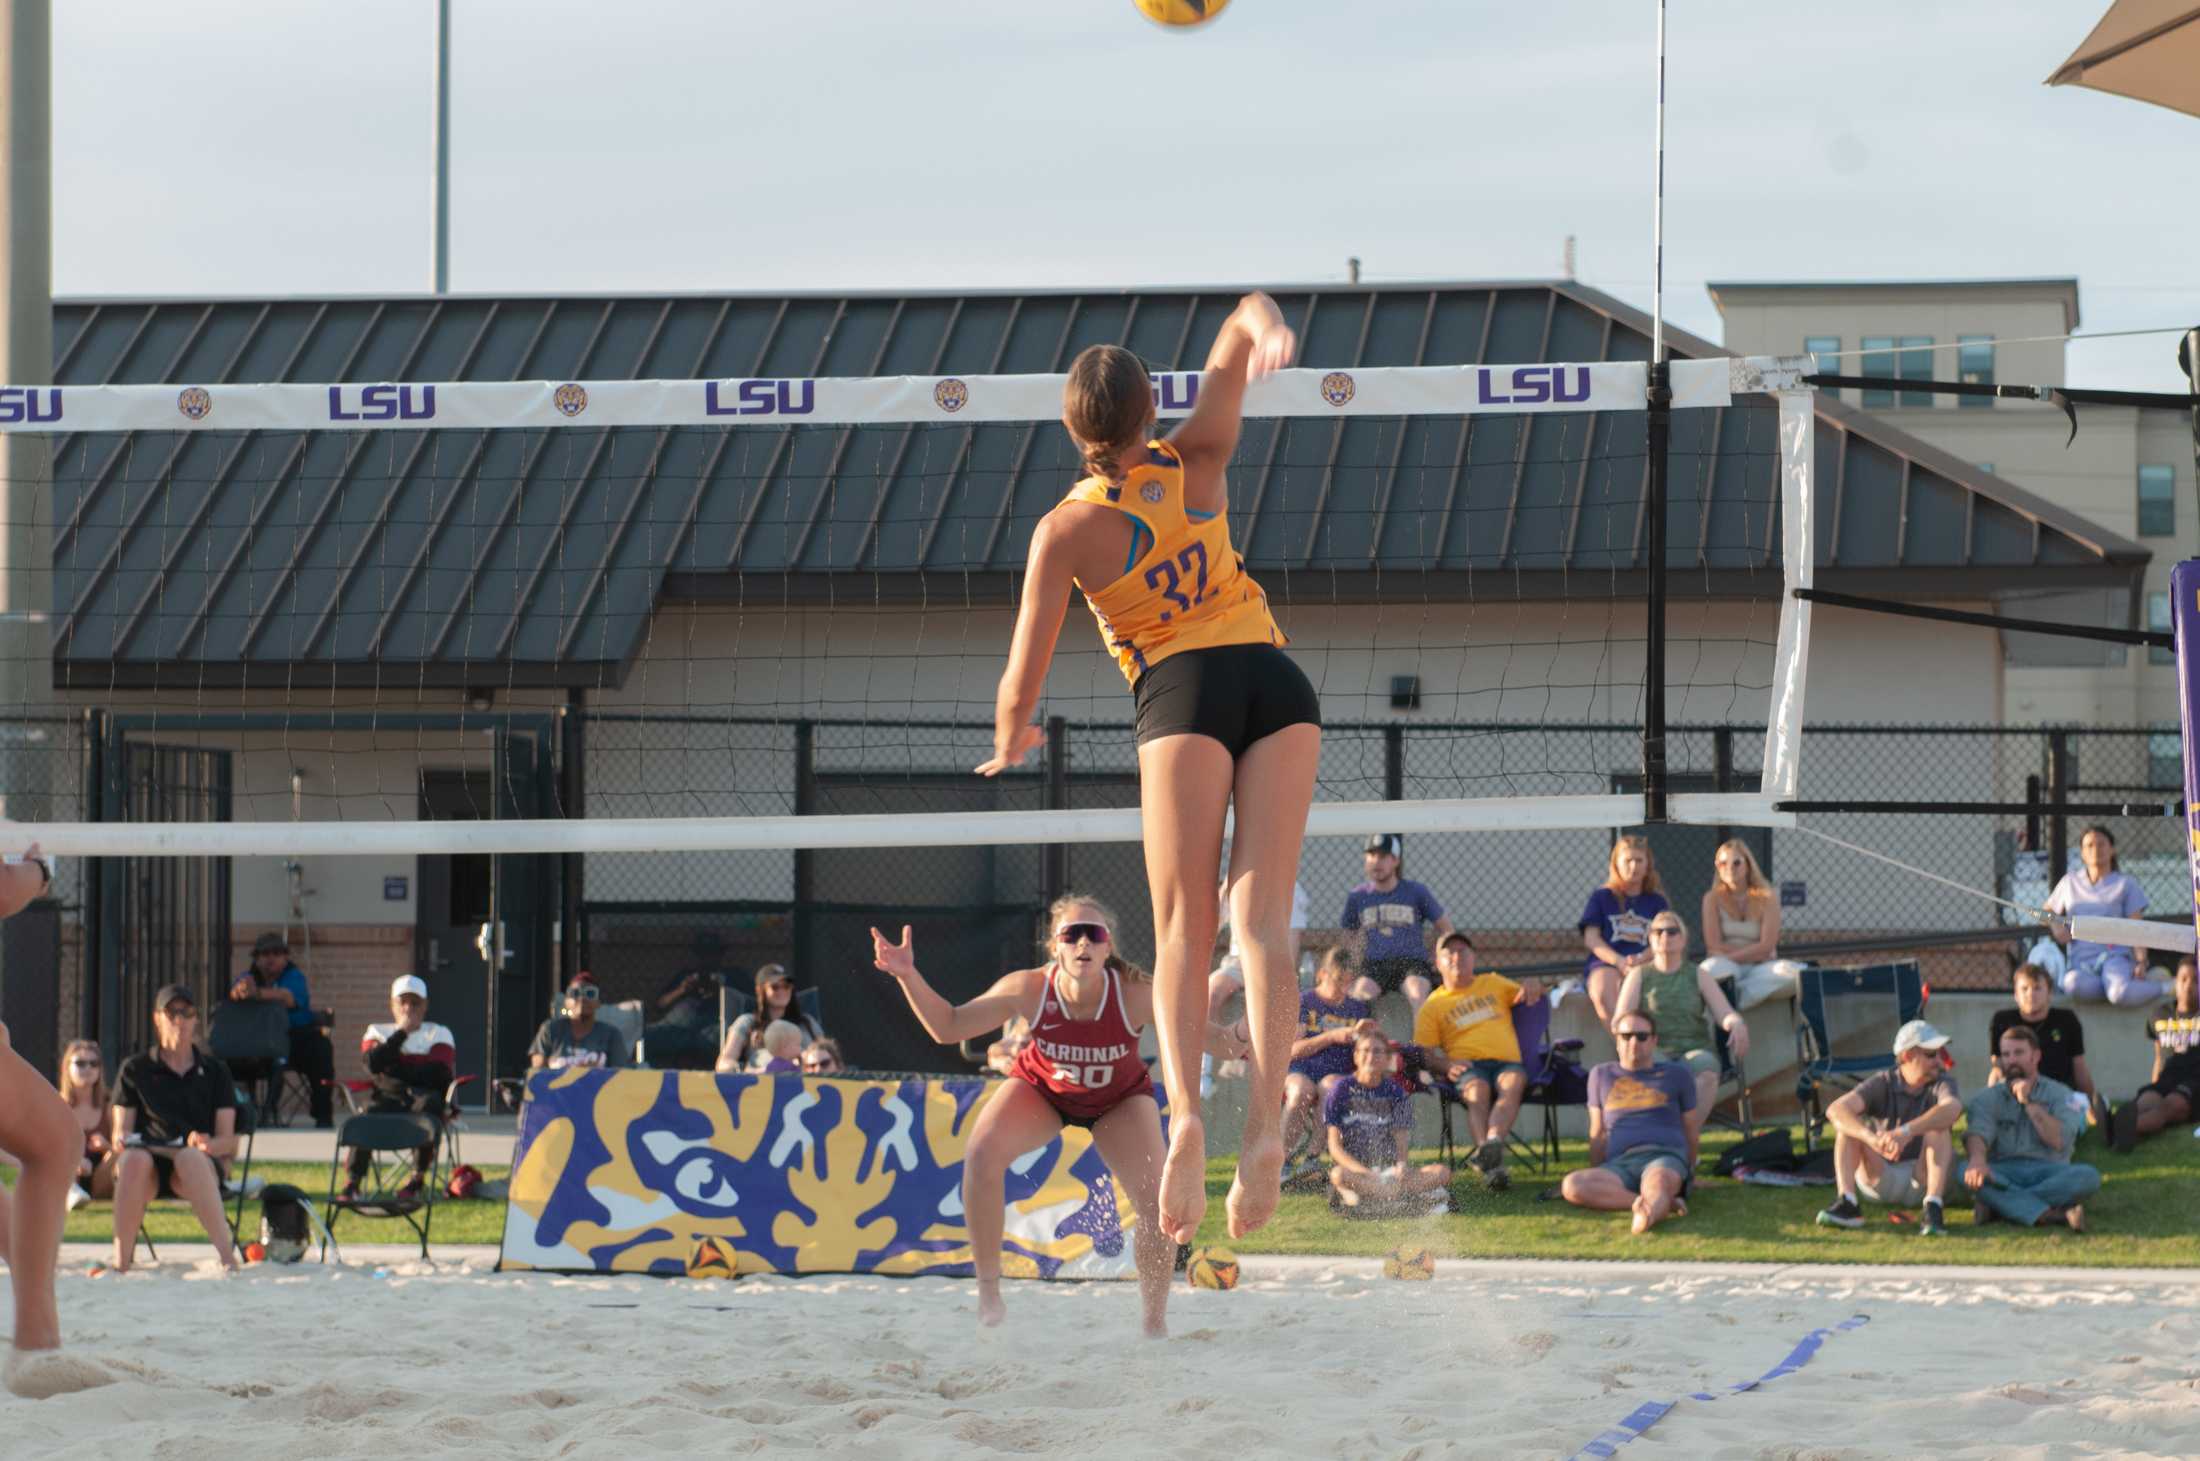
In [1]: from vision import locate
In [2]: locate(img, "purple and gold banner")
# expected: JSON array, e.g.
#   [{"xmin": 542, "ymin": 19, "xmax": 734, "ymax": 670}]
[
  {"xmin": 497, "ymin": 1068, "xmax": 1142, "ymax": 1278},
  {"xmin": 2174, "ymin": 559, "xmax": 2200, "ymax": 952}
]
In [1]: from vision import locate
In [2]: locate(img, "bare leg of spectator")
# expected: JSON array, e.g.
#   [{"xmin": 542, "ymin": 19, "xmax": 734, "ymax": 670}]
[
  {"xmin": 1686, "ymin": 1069, "xmax": 1718, "ymax": 1141},
  {"xmin": 107, "ymin": 1148, "xmax": 155, "ymax": 1274},
  {"xmin": 1279, "ymin": 1073, "xmax": 1316, "ymax": 1158},
  {"xmin": 1557, "ymin": 1165, "xmax": 1636, "ymax": 1211},
  {"xmin": 166, "ymin": 1149, "xmax": 239, "ymax": 1271},
  {"xmin": 1459, "ymin": 1078, "xmax": 1493, "ymax": 1149},
  {"xmin": 1402, "ymin": 972, "xmax": 1432, "ymax": 1017},
  {"xmin": 1488, "ymin": 1069, "xmax": 1527, "ymax": 1147},
  {"xmin": 1630, "ymin": 1164, "xmax": 1686, "ymax": 1234},
  {"xmin": 1586, "ymin": 965, "xmax": 1622, "ymax": 1024},
  {"xmin": 1917, "ymin": 1128, "xmax": 1952, "ymax": 1203}
]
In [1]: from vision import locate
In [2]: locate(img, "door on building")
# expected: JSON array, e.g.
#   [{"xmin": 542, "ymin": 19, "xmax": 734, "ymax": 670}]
[
  {"xmin": 96, "ymin": 738, "xmax": 233, "ymax": 1061},
  {"xmin": 416, "ymin": 770, "xmax": 492, "ymax": 1097},
  {"xmin": 1609, "ymin": 772, "xmax": 1773, "ymax": 958}
]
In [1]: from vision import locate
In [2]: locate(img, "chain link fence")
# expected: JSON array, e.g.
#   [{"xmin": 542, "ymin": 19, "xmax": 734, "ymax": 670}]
[{"xmin": 573, "ymin": 712, "xmax": 2189, "ymax": 1067}]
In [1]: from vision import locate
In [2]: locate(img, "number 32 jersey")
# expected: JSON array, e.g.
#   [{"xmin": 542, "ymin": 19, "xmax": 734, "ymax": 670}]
[
  {"xmin": 1009, "ymin": 963, "xmax": 1155, "ymax": 1122},
  {"xmin": 1068, "ymin": 439, "xmax": 1284, "ymax": 688}
]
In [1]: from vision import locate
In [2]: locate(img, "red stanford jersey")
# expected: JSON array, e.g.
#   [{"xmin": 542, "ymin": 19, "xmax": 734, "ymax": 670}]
[{"xmin": 1009, "ymin": 964, "xmax": 1154, "ymax": 1122}]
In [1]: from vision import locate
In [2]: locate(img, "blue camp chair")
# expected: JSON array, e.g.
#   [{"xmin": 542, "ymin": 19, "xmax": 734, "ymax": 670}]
[{"xmin": 1793, "ymin": 960, "xmax": 1926, "ymax": 1150}]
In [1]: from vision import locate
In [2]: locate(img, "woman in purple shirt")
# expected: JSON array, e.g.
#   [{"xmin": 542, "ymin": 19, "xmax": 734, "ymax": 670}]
[
  {"xmin": 1578, "ymin": 835, "xmax": 1669, "ymax": 1024},
  {"xmin": 2045, "ymin": 825, "xmax": 2167, "ymax": 1006}
]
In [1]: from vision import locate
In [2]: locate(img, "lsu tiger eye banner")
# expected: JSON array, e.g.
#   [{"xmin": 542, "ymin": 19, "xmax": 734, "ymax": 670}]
[{"xmin": 496, "ymin": 1068, "xmax": 1142, "ymax": 1279}]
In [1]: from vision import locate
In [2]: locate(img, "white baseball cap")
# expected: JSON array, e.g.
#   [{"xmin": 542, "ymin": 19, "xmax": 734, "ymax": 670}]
[
  {"xmin": 1893, "ymin": 1019, "xmax": 1949, "ymax": 1056},
  {"xmin": 391, "ymin": 974, "xmax": 429, "ymax": 1000}
]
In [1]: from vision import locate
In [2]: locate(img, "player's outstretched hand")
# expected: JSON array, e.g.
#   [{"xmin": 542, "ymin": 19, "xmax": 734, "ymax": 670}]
[
  {"xmin": 871, "ymin": 925, "xmax": 917, "ymax": 980},
  {"xmin": 1246, "ymin": 322, "xmax": 1296, "ymax": 381},
  {"xmin": 975, "ymin": 723, "xmax": 1044, "ymax": 777}
]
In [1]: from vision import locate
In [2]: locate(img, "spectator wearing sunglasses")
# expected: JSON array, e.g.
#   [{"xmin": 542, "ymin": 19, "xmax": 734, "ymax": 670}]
[
  {"xmin": 801, "ymin": 1039, "xmax": 846, "ymax": 1076},
  {"xmin": 716, "ymin": 964, "xmax": 823, "ymax": 1073},
  {"xmin": 57, "ymin": 1040, "xmax": 116, "ymax": 1208},
  {"xmin": 111, "ymin": 984, "xmax": 242, "ymax": 1272},
  {"xmin": 1560, "ymin": 1010, "xmax": 1697, "ymax": 1235},
  {"xmin": 529, "ymin": 973, "xmax": 631, "ymax": 1071}
]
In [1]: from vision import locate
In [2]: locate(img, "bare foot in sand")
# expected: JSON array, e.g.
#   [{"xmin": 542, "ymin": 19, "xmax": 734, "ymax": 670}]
[
  {"xmin": 976, "ymin": 1283, "xmax": 1007, "ymax": 1328},
  {"xmin": 4, "ymin": 1348, "xmax": 115, "ymax": 1400},
  {"xmin": 1226, "ymin": 1128, "xmax": 1285, "ymax": 1239},
  {"xmin": 1159, "ymin": 1114, "xmax": 1207, "ymax": 1244}
]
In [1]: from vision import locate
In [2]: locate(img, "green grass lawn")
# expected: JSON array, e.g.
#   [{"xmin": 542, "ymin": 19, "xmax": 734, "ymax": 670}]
[
  {"xmin": 11, "ymin": 1162, "xmax": 518, "ymax": 1251},
  {"xmin": 1187, "ymin": 1125, "xmax": 2200, "ymax": 1268},
  {"xmin": 17, "ymin": 1125, "xmax": 2197, "ymax": 1268}
]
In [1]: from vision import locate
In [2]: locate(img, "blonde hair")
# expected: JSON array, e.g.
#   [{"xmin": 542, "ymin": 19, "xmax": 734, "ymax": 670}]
[
  {"xmin": 1713, "ymin": 839, "xmax": 1772, "ymax": 903},
  {"xmin": 1605, "ymin": 834, "xmax": 1663, "ymax": 895},
  {"xmin": 1042, "ymin": 892, "xmax": 1150, "ymax": 982},
  {"xmin": 760, "ymin": 1019, "xmax": 806, "ymax": 1058},
  {"xmin": 57, "ymin": 1038, "xmax": 108, "ymax": 1110}
]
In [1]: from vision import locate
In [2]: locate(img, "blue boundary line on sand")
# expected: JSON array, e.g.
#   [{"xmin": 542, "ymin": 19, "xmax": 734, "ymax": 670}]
[{"xmin": 1566, "ymin": 1314, "xmax": 1870, "ymax": 1460}]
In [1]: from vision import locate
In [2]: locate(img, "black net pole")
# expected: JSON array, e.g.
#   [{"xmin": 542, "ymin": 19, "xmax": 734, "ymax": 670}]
[{"xmin": 1643, "ymin": 359, "xmax": 1672, "ymax": 823}]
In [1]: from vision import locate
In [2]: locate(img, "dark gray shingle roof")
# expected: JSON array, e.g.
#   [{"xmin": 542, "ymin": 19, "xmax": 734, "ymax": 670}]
[{"xmin": 49, "ymin": 282, "xmax": 2145, "ymax": 689}]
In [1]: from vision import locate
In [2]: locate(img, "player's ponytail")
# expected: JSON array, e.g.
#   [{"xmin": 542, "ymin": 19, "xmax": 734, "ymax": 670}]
[{"xmin": 1063, "ymin": 344, "xmax": 1154, "ymax": 483}]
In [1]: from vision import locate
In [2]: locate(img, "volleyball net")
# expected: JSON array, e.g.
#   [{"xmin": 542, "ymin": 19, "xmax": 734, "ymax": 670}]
[{"xmin": 0, "ymin": 351, "xmax": 1816, "ymax": 862}]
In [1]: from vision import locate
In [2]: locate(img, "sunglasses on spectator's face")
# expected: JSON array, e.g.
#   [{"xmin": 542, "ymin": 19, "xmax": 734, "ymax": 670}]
[
  {"xmin": 69, "ymin": 1058, "xmax": 99, "ymax": 1070},
  {"xmin": 1055, "ymin": 923, "xmax": 1110, "ymax": 946},
  {"xmin": 1615, "ymin": 1028, "xmax": 1654, "ymax": 1042},
  {"xmin": 162, "ymin": 1005, "xmax": 198, "ymax": 1021},
  {"xmin": 1649, "ymin": 926, "xmax": 1684, "ymax": 938},
  {"xmin": 803, "ymin": 1058, "xmax": 838, "ymax": 1072},
  {"xmin": 569, "ymin": 985, "xmax": 600, "ymax": 1002}
]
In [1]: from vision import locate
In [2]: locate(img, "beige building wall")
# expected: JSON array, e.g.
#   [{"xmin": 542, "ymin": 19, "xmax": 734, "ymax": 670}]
[{"xmin": 1711, "ymin": 279, "xmax": 2190, "ymax": 732}]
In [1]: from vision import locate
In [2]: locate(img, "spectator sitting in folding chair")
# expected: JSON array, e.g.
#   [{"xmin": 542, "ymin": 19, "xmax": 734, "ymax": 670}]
[
  {"xmin": 228, "ymin": 931, "xmax": 334, "ymax": 1129},
  {"xmin": 530, "ymin": 973, "xmax": 630, "ymax": 1072},
  {"xmin": 1413, "ymin": 931, "xmax": 1541, "ymax": 1187},
  {"xmin": 340, "ymin": 976, "xmax": 455, "ymax": 1203},
  {"xmin": 110, "ymin": 984, "xmax": 242, "ymax": 1273}
]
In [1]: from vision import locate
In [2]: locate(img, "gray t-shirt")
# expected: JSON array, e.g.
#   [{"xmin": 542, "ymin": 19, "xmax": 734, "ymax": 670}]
[
  {"xmin": 1851, "ymin": 1067, "xmax": 1958, "ymax": 1161},
  {"xmin": 530, "ymin": 1016, "xmax": 629, "ymax": 1071}
]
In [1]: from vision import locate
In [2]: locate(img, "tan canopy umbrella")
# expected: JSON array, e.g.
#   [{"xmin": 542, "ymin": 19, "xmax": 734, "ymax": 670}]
[{"xmin": 2046, "ymin": 2, "xmax": 2200, "ymax": 120}]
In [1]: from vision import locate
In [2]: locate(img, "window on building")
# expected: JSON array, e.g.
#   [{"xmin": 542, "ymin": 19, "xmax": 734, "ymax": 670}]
[
  {"xmin": 1976, "ymin": 462, "xmax": 1994, "ymax": 474},
  {"xmin": 1957, "ymin": 335, "xmax": 1994, "ymax": 408},
  {"xmin": 1899, "ymin": 336, "xmax": 1935, "ymax": 407},
  {"xmin": 2149, "ymin": 590, "xmax": 2175, "ymax": 666},
  {"xmin": 1860, "ymin": 336, "xmax": 1897, "ymax": 408},
  {"xmin": 2149, "ymin": 732, "xmax": 2183, "ymax": 791},
  {"xmin": 2139, "ymin": 464, "xmax": 2175, "ymax": 538},
  {"xmin": 1804, "ymin": 335, "xmax": 1840, "ymax": 371}
]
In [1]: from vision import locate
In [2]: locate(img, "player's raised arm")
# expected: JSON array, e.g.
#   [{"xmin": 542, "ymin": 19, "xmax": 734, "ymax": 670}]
[
  {"xmin": 872, "ymin": 925, "xmax": 1037, "ymax": 1044},
  {"xmin": 1168, "ymin": 291, "xmax": 1296, "ymax": 474}
]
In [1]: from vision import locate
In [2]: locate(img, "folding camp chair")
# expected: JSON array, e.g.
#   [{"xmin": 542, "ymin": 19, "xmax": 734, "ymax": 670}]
[
  {"xmin": 1793, "ymin": 960, "xmax": 1926, "ymax": 1150},
  {"xmin": 1705, "ymin": 974, "xmax": 1756, "ymax": 1138},
  {"xmin": 323, "ymin": 1109, "xmax": 440, "ymax": 1259},
  {"xmin": 136, "ymin": 1086, "xmax": 258, "ymax": 1262},
  {"xmin": 1424, "ymin": 995, "xmax": 1584, "ymax": 1176},
  {"xmin": 332, "ymin": 1073, "xmax": 478, "ymax": 1182},
  {"xmin": 208, "ymin": 999, "xmax": 290, "ymax": 1129}
]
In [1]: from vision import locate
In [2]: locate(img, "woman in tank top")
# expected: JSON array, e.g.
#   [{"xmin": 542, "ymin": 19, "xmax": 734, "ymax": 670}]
[
  {"xmin": 1698, "ymin": 839, "xmax": 1803, "ymax": 1008},
  {"xmin": 1615, "ymin": 910, "xmax": 1751, "ymax": 1141},
  {"xmin": 873, "ymin": 895, "xmax": 1244, "ymax": 1339},
  {"xmin": 975, "ymin": 292, "xmax": 1319, "ymax": 1246}
]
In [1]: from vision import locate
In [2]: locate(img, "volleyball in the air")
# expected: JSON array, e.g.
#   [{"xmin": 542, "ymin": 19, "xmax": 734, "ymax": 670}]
[
  {"xmin": 686, "ymin": 1235, "xmax": 738, "ymax": 1279},
  {"xmin": 1185, "ymin": 1245, "xmax": 1241, "ymax": 1289},
  {"xmin": 1382, "ymin": 1246, "xmax": 1435, "ymax": 1281},
  {"xmin": 1135, "ymin": 0, "xmax": 1231, "ymax": 29}
]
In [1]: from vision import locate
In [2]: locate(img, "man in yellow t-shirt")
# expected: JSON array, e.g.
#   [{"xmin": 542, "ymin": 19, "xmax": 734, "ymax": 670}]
[{"xmin": 1414, "ymin": 933, "xmax": 1544, "ymax": 1182}]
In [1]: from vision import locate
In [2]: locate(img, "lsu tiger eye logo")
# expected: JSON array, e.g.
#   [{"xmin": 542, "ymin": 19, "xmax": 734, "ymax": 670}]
[
  {"xmin": 176, "ymin": 387, "xmax": 212, "ymax": 421},
  {"xmin": 1140, "ymin": 481, "xmax": 1165, "ymax": 503},
  {"xmin": 1320, "ymin": 371, "xmax": 1356, "ymax": 408},
  {"xmin": 553, "ymin": 383, "xmax": 588, "ymax": 417},
  {"xmin": 933, "ymin": 378, "xmax": 969, "ymax": 413}
]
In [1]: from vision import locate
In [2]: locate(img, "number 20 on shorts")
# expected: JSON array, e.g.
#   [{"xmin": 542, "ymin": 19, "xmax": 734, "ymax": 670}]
[{"xmin": 1052, "ymin": 1062, "xmax": 1116, "ymax": 1088}]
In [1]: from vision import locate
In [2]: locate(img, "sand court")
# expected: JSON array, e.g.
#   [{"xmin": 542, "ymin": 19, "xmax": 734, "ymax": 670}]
[{"xmin": 6, "ymin": 1249, "xmax": 2197, "ymax": 1458}]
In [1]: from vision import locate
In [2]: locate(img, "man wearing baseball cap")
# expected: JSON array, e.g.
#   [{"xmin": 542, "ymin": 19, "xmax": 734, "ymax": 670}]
[
  {"xmin": 1817, "ymin": 1019, "xmax": 1963, "ymax": 1236},
  {"xmin": 1340, "ymin": 833, "xmax": 1454, "ymax": 1016},
  {"xmin": 340, "ymin": 975, "xmax": 457, "ymax": 1201}
]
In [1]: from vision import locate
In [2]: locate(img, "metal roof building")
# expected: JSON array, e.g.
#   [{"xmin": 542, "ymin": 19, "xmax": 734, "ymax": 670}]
[{"xmin": 49, "ymin": 280, "xmax": 2148, "ymax": 690}]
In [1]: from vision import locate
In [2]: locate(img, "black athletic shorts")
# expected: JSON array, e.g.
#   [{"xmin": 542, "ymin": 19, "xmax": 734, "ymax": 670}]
[
  {"xmin": 1361, "ymin": 956, "xmax": 1435, "ymax": 996},
  {"xmin": 1132, "ymin": 642, "xmax": 1321, "ymax": 756},
  {"xmin": 2140, "ymin": 1053, "xmax": 2200, "ymax": 1108}
]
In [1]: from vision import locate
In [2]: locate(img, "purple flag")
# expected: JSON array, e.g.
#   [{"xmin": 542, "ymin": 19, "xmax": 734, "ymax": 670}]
[{"xmin": 2173, "ymin": 559, "xmax": 2200, "ymax": 954}]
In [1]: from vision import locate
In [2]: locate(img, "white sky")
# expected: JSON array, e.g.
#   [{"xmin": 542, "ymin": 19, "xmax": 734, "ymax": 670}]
[{"xmin": 51, "ymin": 1, "xmax": 2200, "ymax": 391}]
